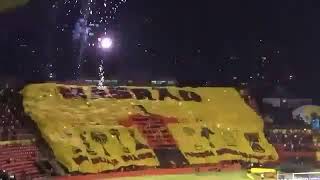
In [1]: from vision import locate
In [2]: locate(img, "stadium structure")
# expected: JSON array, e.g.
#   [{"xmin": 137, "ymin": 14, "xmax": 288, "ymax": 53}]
[{"xmin": 0, "ymin": 81, "xmax": 319, "ymax": 180}]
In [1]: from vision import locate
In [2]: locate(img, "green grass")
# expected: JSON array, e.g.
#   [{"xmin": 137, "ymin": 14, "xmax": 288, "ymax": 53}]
[{"xmin": 110, "ymin": 171, "xmax": 250, "ymax": 180}]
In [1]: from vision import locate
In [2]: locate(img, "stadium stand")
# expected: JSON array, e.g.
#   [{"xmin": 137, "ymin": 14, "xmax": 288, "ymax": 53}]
[
  {"xmin": 264, "ymin": 128, "xmax": 319, "ymax": 172},
  {"xmin": 265, "ymin": 129, "xmax": 314, "ymax": 152},
  {"xmin": 0, "ymin": 142, "xmax": 40, "ymax": 179},
  {"xmin": 8, "ymin": 83, "xmax": 318, "ymax": 179},
  {"xmin": 21, "ymin": 83, "xmax": 278, "ymax": 175},
  {"xmin": 0, "ymin": 88, "xmax": 47, "ymax": 179},
  {"xmin": 0, "ymin": 88, "xmax": 31, "ymax": 141}
]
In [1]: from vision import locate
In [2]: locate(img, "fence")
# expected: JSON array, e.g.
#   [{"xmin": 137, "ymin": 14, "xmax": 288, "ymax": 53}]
[{"xmin": 278, "ymin": 171, "xmax": 320, "ymax": 180}]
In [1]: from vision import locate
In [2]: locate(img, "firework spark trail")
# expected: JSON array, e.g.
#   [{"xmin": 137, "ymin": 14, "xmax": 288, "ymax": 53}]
[
  {"xmin": 82, "ymin": 0, "xmax": 127, "ymax": 87},
  {"xmin": 98, "ymin": 59, "xmax": 105, "ymax": 89},
  {"xmin": 53, "ymin": 0, "xmax": 127, "ymax": 81},
  {"xmin": 72, "ymin": 18, "xmax": 90, "ymax": 78}
]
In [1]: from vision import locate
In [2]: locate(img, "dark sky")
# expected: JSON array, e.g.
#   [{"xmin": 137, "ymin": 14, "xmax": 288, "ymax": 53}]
[{"xmin": 0, "ymin": 0, "xmax": 319, "ymax": 90}]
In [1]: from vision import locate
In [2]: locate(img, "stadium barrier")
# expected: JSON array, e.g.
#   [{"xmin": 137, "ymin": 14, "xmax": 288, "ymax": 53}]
[
  {"xmin": 277, "ymin": 171, "xmax": 320, "ymax": 180},
  {"xmin": 0, "ymin": 139, "xmax": 35, "ymax": 145}
]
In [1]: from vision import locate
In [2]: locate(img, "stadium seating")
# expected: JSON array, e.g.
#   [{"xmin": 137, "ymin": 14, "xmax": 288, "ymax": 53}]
[
  {"xmin": 265, "ymin": 129, "xmax": 314, "ymax": 152},
  {"xmin": 265, "ymin": 129, "xmax": 317, "ymax": 161},
  {"xmin": 0, "ymin": 89, "xmax": 25, "ymax": 141},
  {"xmin": 0, "ymin": 143, "xmax": 41, "ymax": 179}
]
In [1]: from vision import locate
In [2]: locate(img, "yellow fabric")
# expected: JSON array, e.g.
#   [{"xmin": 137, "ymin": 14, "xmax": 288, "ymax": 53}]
[
  {"xmin": 316, "ymin": 152, "xmax": 320, "ymax": 161},
  {"xmin": 169, "ymin": 124, "xmax": 278, "ymax": 164},
  {"xmin": 22, "ymin": 83, "xmax": 278, "ymax": 173},
  {"xmin": 250, "ymin": 168, "xmax": 276, "ymax": 174},
  {"xmin": 0, "ymin": 0, "xmax": 29, "ymax": 12},
  {"xmin": 303, "ymin": 106, "xmax": 320, "ymax": 120}
]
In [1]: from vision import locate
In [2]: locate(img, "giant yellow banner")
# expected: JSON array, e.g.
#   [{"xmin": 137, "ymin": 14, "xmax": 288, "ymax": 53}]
[
  {"xmin": 22, "ymin": 83, "xmax": 278, "ymax": 173},
  {"xmin": 0, "ymin": 0, "xmax": 29, "ymax": 12}
]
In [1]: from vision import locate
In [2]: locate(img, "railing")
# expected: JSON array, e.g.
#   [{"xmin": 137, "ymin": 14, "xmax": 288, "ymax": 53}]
[{"xmin": 277, "ymin": 171, "xmax": 320, "ymax": 180}]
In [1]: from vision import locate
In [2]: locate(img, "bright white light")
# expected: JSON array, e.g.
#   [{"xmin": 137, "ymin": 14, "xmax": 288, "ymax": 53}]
[{"xmin": 99, "ymin": 37, "xmax": 112, "ymax": 49}]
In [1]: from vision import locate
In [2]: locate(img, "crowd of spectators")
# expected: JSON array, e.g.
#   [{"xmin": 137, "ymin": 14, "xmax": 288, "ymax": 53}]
[
  {"xmin": 0, "ymin": 87, "xmax": 45, "ymax": 179},
  {"xmin": 0, "ymin": 103, "xmax": 23, "ymax": 140},
  {"xmin": 265, "ymin": 129, "xmax": 314, "ymax": 152},
  {"xmin": 0, "ymin": 88, "xmax": 33, "ymax": 141}
]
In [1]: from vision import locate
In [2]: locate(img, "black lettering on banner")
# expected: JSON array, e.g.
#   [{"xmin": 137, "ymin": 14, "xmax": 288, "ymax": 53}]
[
  {"xmin": 133, "ymin": 105, "xmax": 149, "ymax": 114},
  {"xmin": 201, "ymin": 127, "xmax": 215, "ymax": 148},
  {"xmin": 58, "ymin": 86, "xmax": 205, "ymax": 102},
  {"xmin": 80, "ymin": 132, "xmax": 87, "ymax": 141},
  {"xmin": 108, "ymin": 87, "xmax": 132, "ymax": 99},
  {"xmin": 109, "ymin": 129, "xmax": 131, "ymax": 154},
  {"xmin": 108, "ymin": 159, "xmax": 119, "ymax": 166},
  {"xmin": 91, "ymin": 157, "xmax": 101, "ymax": 164},
  {"xmin": 244, "ymin": 133, "xmax": 265, "ymax": 153},
  {"xmin": 121, "ymin": 155, "xmax": 130, "ymax": 162},
  {"xmin": 131, "ymin": 88, "xmax": 155, "ymax": 100},
  {"xmin": 121, "ymin": 152, "xmax": 155, "ymax": 162},
  {"xmin": 129, "ymin": 129, "xmax": 149, "ymax": 150},
  {"xmin": 216, "ymin": 148, "xmax": 265, "ymax": 160},
  {"xmin": 83, "ymin": 142, "xmax": 90, "ymax": 149},
  {"xmin": 244, "ymin": 133, "xmax": 260, "ymax": 142},
  {"xmin": 100, "ymin": 157, "xmax": 107, "ymax": 163},
  {"xmin": 251, "ymin": 143, "xmax": 265, "ymax": 153},
  {"xmin": 73, "ymin": 155, "xmax": 89, "ymax": 165},
  {"xmin": 137, "ymin": 153, "xmax": 147, "ymax": 159},
  {"xmin": 82, "ymin": 140, "xmax": 98, "ymax": 156},
  {"xmin": 122, "ymin": 155, "xmax": 137, "ymax": 162},
  {"xmin": 133, "ymin": 155, "xmax": 139, "ymax": 161},
  {"xmin": 157, "ymin": 88, "xmax": 180, "ymax": 101},
  {"xmin": 72, "ymin": 146, "xmax": 82, "ymax": 154},
  {"xmin": 145, "ymin": 153, "xmax": 154, "ymax": 159},
  {"xmin": 90, "ymin": 131, "xmax": 111, "ymax": 156},
  {"xmin": 71, "ymin": 87, "xmax": 86, "ymax": 99},
  {"xmin": 91, "ymin": 87, "xmax": 109, "ymax": 98},
  {"xmin": 179, "ymin": 90, "xmax": 202, "ymax": 102},
  {"xmin": 86, "ymin": 148, "xmax": 98, "ymax": 156},
  {"xmin": 185, "ymin": 151, "xmax": 215, "ymax": 158},
  {"xmin": 58, "ymin": 86, "xmax": 87, "ymax": 99},
  {"xmin": 58, "ymin": 86, "xmax": 73, "ymax": 98},
  {"xmin": 91, "ymin": 157, "xmax": 119, "ymax": 166}
]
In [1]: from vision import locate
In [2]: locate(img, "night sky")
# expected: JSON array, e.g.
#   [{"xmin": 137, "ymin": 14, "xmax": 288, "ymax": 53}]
[{"xmin": 0, "ymin": 0, "xmax": 319, "ymax": 95}]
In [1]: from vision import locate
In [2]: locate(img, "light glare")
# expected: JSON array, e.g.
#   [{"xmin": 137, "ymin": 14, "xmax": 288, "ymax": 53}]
[{"xmin": 100, "ymin": 37, "xmax": 112, "ymax": 49}]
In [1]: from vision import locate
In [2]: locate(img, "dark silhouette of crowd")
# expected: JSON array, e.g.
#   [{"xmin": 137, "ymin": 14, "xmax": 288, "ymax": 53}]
[
  {"xmin": 0, "ymin": 88, "xmax": 34, "ymax": 141},
  {"xmin": 0, "ymin": 87, "xmax": 43, "ymax": 179},
  {"xmin": 265, "ymin": 129, "xmax": 314, "ymax": 152}
]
